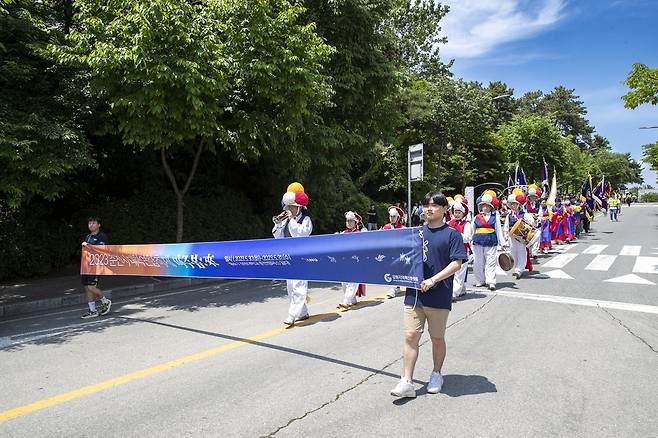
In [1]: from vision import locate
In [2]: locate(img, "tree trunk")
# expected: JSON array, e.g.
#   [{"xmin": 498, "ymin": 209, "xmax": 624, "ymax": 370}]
[
  {"xmin": 175, "ymin": 193, "xmax": 184, "ymax": 243},
  {"xmin": 161, "ymin": 139, "xmax": 205, "ymax": 242},
  {"xmin": 60, "ymin": 0, "xmax": 74, "ymax": 34}
]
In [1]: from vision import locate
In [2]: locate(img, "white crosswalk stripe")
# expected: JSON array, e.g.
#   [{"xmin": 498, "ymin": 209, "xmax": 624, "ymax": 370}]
[
  {"xmin": 582, "ymin": 244, "xmax": 608, "ymax": 254},
  {"xmin": 492, "ymin": 244, "xmax": 658, "ymax": 284},
  {"xmin": 620, "ymin": 245, "xmax": 641, "ymax": 256},
  {"xmin": 585, "ymin": 254, "xmax": 617, "ymax": 271},
  {"xmin": 632, "ymin": 257, "xmax": 658, "ymax": 275},
  {"xmin": 542, "ymin": 253, "xmax": 578, "ymax": 269},
  {"xmin": 605, "ymin": 274, "xmax": 655, "ymax": 285},
  {"xmin": 553, "ymin": 244, "xmax": 579, "ymax": 253}
]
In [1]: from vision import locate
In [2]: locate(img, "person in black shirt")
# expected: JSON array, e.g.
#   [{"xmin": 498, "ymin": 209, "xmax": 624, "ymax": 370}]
[
  {"xmin": 390, "ymin": 192, "xmax": 467, "ymax": 398},
  {"xmin": 367, "ymin": 205, "xmax": 378, "ymax": 231},
  {"xmin": 81, "ymin": 217, "xmax": 112, "ymax": 318}
]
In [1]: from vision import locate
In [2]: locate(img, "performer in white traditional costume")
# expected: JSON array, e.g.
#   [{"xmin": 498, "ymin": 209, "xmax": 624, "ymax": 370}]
[
  {"xmin": 338, "ymin": 211, "xmax": 367, "ymax": 309},
  {"xmin": 382, "ymin": 206, "xmax": 406, "ymax": 298},
  {"xmin": 471, "ymin": 193, "xmax": 506, "ymax": 291},
  {"xmin": 272, "ymin": 182, "xmax": 313, "ymax": 326},
  {"xmin": 524, "ymin": 185, "xmax": 542, "ymax": 258},
  {"xmin": 504, "ymin": 194, "xmax": 536, "ymax": 279},
  {"xmin": 447, "ymin": 200, "xmax": 472, "ymax": 299}
]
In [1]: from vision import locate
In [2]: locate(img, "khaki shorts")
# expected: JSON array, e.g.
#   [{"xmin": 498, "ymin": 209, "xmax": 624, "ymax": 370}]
[{"xmin": 404, "ymin": 305, "xmax": 449, "ymax": 338}]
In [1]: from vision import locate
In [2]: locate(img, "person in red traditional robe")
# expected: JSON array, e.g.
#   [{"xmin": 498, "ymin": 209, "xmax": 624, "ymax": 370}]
[
  {"xmin": 550, "ymin": 198, "xmax": 569, "ymax": 244},
  {"xmin": 563, "ymin": 199, "xmax": 576, "ymax": 241},
  {"xmin": 539, "ymin": 199, "xmax": 553, "ymax": 253}
]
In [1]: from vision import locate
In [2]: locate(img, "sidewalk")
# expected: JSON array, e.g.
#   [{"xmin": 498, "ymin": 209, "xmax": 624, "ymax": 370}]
[{"xmin": 0, "ymin": 266, "xmax": 221, "ymax": 318}]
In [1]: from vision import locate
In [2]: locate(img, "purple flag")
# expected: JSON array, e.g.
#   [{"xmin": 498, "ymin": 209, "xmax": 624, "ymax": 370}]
[{"xmin": 515, "ymin": 163, "xmax": 527, "ymax": 186}]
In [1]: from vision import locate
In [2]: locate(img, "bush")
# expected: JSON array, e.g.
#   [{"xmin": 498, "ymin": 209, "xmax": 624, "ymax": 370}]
[
  {"xmin": 71, "ymin": 187, "xmax": 269, "ymax": 245},
  {"xmin": 0, "ymin": 187, "xmax": 268, "ymax": 281},
  {"xmin": 0, "ymin": 204, "xmax": 78, "ymax": 280},
  {"xmin": 640, "ymin": 192, "xmax": 658, "ymax": 202}
]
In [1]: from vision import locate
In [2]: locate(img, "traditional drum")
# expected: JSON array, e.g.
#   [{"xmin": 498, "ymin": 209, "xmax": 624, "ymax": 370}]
[
  {"xmin": 498, "ymin": 252, "xmax": 514, "ymax": 271},
  {"xmin": 510, "ymin": 218, "xmax": 536, "ymax": 246}
]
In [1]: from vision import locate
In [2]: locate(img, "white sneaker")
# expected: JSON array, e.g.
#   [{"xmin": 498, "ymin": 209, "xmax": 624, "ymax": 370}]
[
  {"xmin": 427, "ymin": 371, "xmax": 443, "ymax": 394},
  {"xmin": 283, "ymin": 316, "xmax": 294, "ymax": 326},
  {"xmin": 386, "ymin": 290, "xmax": 397, "ymax": 299},
  {"xmin": 390, "ymin": 378, "xmax": 416, "ymax": 398}
]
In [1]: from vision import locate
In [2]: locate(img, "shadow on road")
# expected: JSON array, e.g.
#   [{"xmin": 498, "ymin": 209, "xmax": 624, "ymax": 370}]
[
  {"xmin": 392, "ymin": 374, "xmax": 497, "ymax": 404},
  {"xmin": 113, "ymin": 315, "xmax": 403, "ymax": 380},
  {"xmin": 454, "ymin": 293, "xmax": 487, "ymax": 302},
  {"xmin": 442, "ymin": 374, "xmax": 498, "ymax": 397}
]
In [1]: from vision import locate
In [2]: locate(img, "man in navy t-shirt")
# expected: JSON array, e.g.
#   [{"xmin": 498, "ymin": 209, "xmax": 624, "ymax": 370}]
[
  {"xmin": 81, "ymin": 217, "xmax": 112, "ymax": 319},
  {"xmin": 390, "ymin": 192, "xmax": 467, "ymax": 399}
]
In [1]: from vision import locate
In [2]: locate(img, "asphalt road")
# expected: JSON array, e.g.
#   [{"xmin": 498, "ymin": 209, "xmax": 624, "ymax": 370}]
[{"xmin": 1, "ymin": 204, "xmax": 657, "ymax": 437}]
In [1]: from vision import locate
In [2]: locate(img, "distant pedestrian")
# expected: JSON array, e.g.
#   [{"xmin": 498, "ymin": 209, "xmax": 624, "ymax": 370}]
[
  {"xmin": 608, "ymin": 194, "xmax": 620, "ymax": 221},
  {"xmin": 367, "ymin": 205, "xmax": 378, "ymax": 231},
  {"xmin": 81, "ymin": 217, "xmax": 112, "ymax": 319}
]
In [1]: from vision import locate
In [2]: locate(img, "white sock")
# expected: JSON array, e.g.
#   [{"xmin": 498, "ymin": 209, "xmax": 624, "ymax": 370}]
[
  {"xmin": 101, "ymin": 297, "xmax": 109, "ymax": 304},
  {"xmin": 88, "ymin": 301, "xmax": 97, "ymax": 311}
]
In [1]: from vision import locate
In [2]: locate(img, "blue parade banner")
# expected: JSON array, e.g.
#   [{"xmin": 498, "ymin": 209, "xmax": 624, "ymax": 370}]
[{"xmin": 81, "ymin": 227, "xmax": 425, "ymax": 289}]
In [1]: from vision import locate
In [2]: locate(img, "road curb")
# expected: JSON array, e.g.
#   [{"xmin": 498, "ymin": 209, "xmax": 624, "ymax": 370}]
[{"xmin": 0, "ymin": 278, "xmax": 222, "ymax": 319}]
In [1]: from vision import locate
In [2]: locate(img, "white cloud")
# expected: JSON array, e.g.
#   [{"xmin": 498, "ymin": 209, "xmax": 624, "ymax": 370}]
[{"xmin": 440, "ymin": 0, "xmax": 567, "ymax": 59}]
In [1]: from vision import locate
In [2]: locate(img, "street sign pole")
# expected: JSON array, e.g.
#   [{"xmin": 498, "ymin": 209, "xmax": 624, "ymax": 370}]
[{"xmin": 408, "ymin": 143, "xmax": 423, "ymax": 226}]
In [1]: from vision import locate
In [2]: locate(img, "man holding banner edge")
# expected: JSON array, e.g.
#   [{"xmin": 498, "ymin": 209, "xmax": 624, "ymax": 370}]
[{"xmin": 390, "ymin": 192, "xmax": 467, "ymax": 399}]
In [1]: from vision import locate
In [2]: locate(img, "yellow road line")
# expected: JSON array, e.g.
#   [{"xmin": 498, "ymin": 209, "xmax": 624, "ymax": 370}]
[{"xmin": 0, "ymin": 293, "xmax": 392, "ymax": 422}]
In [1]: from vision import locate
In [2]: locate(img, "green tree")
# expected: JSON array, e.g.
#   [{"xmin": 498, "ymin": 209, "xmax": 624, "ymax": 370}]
[
  {"xmin": 487, "ymin": 81, "xmax": 517, "ymax": 128},
  {"xmin": 390, "ymin": 76, "xmax": 496, "ymax": 193},
  {"xmin": 592, "ymin": 150, "xmax": 643, "ymax": 188},
  {"xmin": 560, "ymin": 143, "xmax": 598, "ymax": 192},
  {"xmin": 589, "ymin": 134, "xmax": 611, "ymax": 153},
  {"xmin": 541, "ymin": 86, "xmax": 594, "ymax": 148},
  {"xmin": 0, "ymin": 0, "xmax": 95, "ymax": 208},
  {"xmin": 492, "ymin": 114, "xmax": 571, "ymax": 182},
  {"xmin": 54, "ymin": 0, "xmax": 333, "ymax": 241},
  {"xmin": 623, "ymin": 63, "xmax": 658, "ymax": 108},
  {"xmin": 642, "ymin": 141, "xmax": 658, "ymax": 183},
  {"xmin": 518, "ymin": 86, "xmax": 594, "ymax": 150},
  {"xmin": 385, "ymin": 0, "xmax": 450, "ymax": 75}
]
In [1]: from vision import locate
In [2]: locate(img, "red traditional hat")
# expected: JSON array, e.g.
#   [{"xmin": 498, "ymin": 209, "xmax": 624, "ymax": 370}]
[
  {"xmin": 452, "ymin": 199, "xmax": 469, "ymax": 216},
  {"xmin": 292, "ymin": 192, "xmax": 309, "ymax": 207},
  {"xmin": 387, "ymin": 206, "xmax": 405, "ymax": 219},
  {"xmin": 345, "ymin": 211, "xmax": 362, "ymax": 224}
]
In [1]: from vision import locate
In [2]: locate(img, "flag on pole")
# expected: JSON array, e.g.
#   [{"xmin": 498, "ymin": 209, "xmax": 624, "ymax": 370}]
[
  {"xmin": 515, "ymin": 162, "xmax": 527, "ymax": 187},
  {"xmin": 507, "ymin": 174, "xmax": 514, "ymax": 189},
  {"xmin": 540, "ymin": 158, "xmax": 549, "ymax": 196},
  {"xmin": 547, "ymin": 166, "xmax": 557, "ymax": 205},
  {"xmin": 582, "ymin": 174, "xmax": 595, "ymax": 210},
  {"xmin": 592, "ymin": 176, "xmax": 607, "ymax": 210}
]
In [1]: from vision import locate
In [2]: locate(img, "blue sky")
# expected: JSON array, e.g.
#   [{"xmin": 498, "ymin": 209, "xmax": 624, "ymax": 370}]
[{"xmin": 439, "ymin": 0, "xmax": 658, "ymax": 185}]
